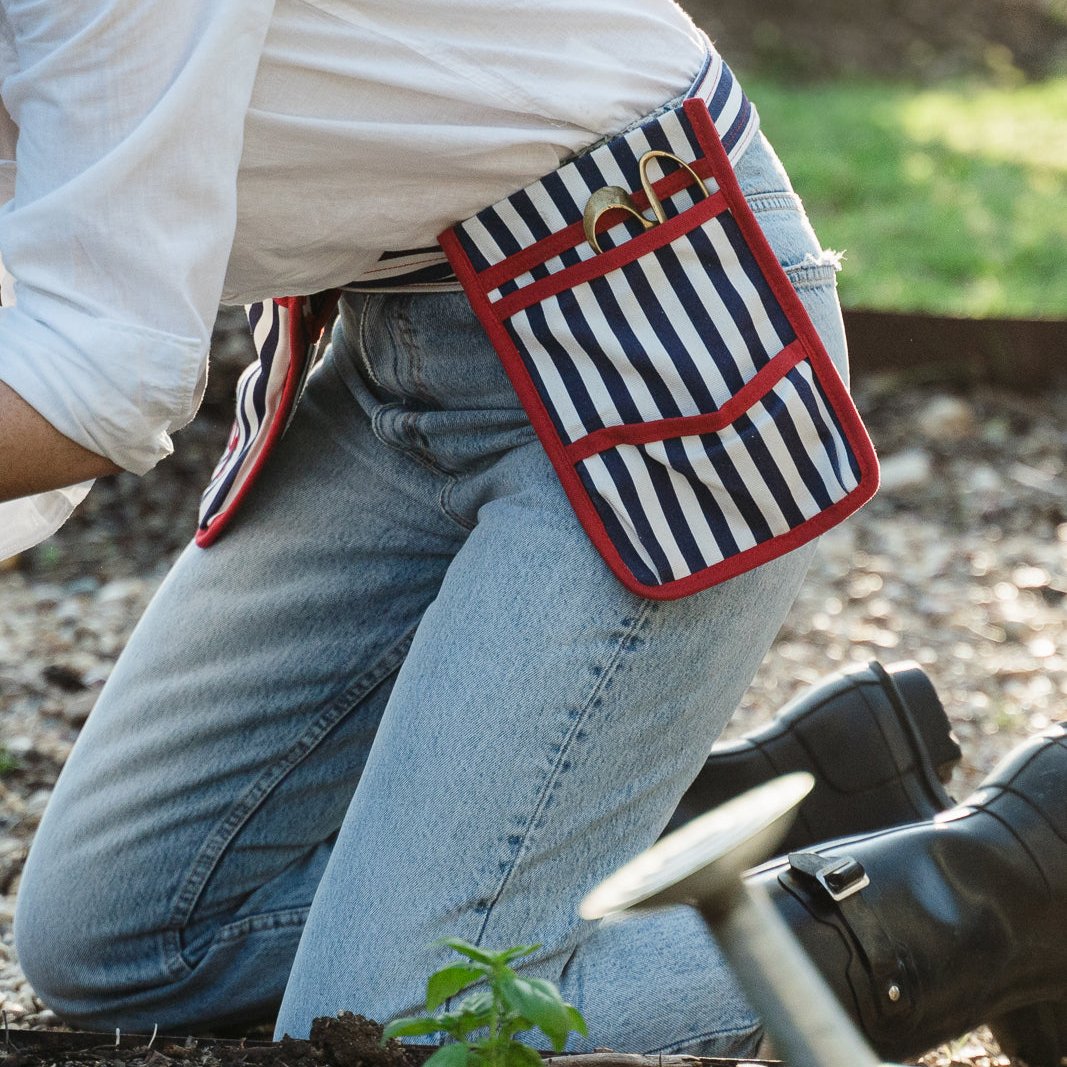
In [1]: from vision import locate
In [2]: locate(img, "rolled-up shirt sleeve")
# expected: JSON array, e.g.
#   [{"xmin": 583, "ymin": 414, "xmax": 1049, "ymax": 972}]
[{"xmin": 0, "ymin": 0, "xmax": 275, "ymax": 474}]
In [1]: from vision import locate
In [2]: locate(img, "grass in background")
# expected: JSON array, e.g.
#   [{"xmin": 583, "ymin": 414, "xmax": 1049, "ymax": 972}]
[{"xmin": 746, "ymin": 75, "xmax": 1067, "ymax": 317}]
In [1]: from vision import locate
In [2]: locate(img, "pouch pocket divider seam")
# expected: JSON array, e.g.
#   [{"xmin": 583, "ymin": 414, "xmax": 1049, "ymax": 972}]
[
  {"xmin": 475, "ymin": 159, "xmax": 722, "ymax": 294},
  {"xmin": 564, "ymin": 337, "xmax": 810, "ymax": 465},
  {"xmin": 491, "ymin": 190, "xmax": 728, "ymax": 321}
]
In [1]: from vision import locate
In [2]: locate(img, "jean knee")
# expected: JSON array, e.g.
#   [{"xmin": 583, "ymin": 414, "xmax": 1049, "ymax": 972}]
[
  {"xmin": 14, "ymin": 828, "xmax": 156, "ymax": 1026},
  {"xmin": 14, "ymin": 863, "xmax": 85, "ymax": 1020}
]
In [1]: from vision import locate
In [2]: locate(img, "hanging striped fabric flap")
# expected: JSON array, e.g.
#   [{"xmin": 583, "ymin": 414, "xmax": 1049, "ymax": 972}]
[
  {"xmin": 195, "ymin": 292, "xmax": 338, "ymax": 547},
  {"xmin": 439, "ymin": 94, "xmax": 878, "ymax": 599}
]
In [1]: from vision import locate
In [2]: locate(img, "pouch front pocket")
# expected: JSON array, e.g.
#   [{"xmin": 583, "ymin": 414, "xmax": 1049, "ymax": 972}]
[
  {"xmin": 441, "ymin": 97, "xmax": 878, "ymax": 599},
  {"xmin": 569, "ymin": 352, "xmax": 866, "ymax": 591}
]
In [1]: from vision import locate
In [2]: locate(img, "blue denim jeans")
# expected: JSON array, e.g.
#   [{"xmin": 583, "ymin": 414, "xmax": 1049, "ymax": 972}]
[{"xmin": 15, "ymin": 130, "xmax": 847, "ymax": 1059}]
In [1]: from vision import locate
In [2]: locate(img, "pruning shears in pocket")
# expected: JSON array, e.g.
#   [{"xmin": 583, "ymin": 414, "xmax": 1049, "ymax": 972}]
[{"xmin": 582, "ymin": 150, "xmax": 711, "ymax": 254}]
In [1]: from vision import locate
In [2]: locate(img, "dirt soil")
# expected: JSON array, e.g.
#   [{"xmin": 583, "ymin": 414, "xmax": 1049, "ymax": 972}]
[
  {"xmin": 1, "ymin": 1015, "xmax": 770, "ymax": 1067},
  {"xmin": 3, "ymin": 1015, "xmax": 422, "ymax": 1067}
]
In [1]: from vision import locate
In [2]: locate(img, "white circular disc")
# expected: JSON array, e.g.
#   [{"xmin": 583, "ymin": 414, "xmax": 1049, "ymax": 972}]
[{"xmin": 580, "ymin": 772, "xmax": 814, "ymax": 920}]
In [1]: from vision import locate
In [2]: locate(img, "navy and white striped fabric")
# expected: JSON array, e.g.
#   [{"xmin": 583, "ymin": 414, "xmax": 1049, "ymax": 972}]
[
  {"xmin": 197, "ymin": 299, "xmax": 293, "ymax": 542},
  {"xmin": 574, "ymin": 362, "xmax": 862, "ymax": 590},
  {"xmin": 196, "ymin": 293, "xmax": 336, "ymax": 545},
  {"xmin": 439, "ymin": 93, "xmax": 878, "ymax": 598}
]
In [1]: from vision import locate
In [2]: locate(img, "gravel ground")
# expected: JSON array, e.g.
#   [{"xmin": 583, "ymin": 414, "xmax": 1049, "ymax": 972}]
[{"xmin": 1, "ymin": 309, "xmax": 1065, "ymax": 1064}]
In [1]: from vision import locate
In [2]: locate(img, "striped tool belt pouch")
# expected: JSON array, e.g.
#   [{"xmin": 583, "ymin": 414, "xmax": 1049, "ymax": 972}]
[{"xmin": 439, "ymin": 96, "xmax": 879, "ymax": 599}]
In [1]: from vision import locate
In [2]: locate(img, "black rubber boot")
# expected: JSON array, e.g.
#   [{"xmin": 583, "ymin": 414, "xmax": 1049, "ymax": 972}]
[
  {"xmin": 746, "ymin": 723, "xmax": 1067, "ymax": 1065},
  {"xmin": 665, "ymin": 660, "xmax": 962, "ymax": 849}
]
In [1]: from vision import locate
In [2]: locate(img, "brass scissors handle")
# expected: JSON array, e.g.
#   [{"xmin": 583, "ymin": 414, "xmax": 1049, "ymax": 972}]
[
  {"xmin": 638, "ymin": 150, "xmax": 711, "ymax": 224},
  {"xmin": 582, "ymin": 186, "xmax": 654, "ymax": 255},
  {"xmin": 582, "ymin": 150, "xmax": 711, "ymax": 254}
]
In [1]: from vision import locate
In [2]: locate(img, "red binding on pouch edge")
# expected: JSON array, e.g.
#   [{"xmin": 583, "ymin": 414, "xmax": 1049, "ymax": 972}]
[
  {"xmin": 194, "ymin": 295, "xmax": 334, "ymax": 548},
  {"xmin": 437, "ymin": 97, "xmax": 879, "ymax": 600}
]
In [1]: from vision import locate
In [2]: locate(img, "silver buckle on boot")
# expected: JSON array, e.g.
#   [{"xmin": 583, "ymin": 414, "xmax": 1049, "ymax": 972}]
[{"xmin": 788, "ymin": 853, "xmax": 870, "ymax": 901}]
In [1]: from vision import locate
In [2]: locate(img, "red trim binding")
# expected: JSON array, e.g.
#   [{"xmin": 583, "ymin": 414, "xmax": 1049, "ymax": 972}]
[
  {"xmin": 681, "ymin": 96, "xmax": 880, "ymax": 506},
  {"xmin": 564, "ymin": 339, "xmax": 808, "ymax": 465},
  {"xmin": 439, "ymin": 99, "xmax": 879, "ymax": 600},
  {"xmin": 476, "ymin": 160, "xmax": 719, "ymax": 294},
  {"xmin": 491, "ymin": 192, "xmax": 726, "ymax": 321},
  {"xmin": 641, "ymin": 481, "xmax": 876, "ymax": 599},
  {"xmin": 194, "ymin": 294, "xmax": 338, "ymax": 548}
]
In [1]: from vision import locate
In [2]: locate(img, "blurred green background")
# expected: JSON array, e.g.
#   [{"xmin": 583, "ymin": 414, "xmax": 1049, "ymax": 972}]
[{"xmin": 681, "ymin": 0, "xmax": 1067, "ymax": 318}]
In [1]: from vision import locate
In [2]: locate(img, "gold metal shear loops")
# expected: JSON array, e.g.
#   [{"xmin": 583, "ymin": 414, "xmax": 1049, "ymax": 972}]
[{"xmin": 582, "ymin": 150, "xmax": 711, "ymax": 255}]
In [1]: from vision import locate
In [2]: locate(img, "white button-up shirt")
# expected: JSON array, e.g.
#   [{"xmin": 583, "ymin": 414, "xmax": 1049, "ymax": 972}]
[{"xmin": 0, "ymin": 0, "xmax": 708, "ymax": 554}]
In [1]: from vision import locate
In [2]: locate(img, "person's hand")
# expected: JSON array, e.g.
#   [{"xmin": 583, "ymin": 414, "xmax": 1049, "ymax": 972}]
[{"xmin": 0, "ymin": 380, "xmax": 122, "ymax": 502}]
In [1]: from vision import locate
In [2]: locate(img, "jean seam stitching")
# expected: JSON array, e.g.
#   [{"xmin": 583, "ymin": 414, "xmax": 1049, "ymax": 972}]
[
  {"xmin": 379, "ymin": 413, "xmax": 476, "ymax": 532},
  {"xmin": 162, "ymin": 626, "xmax": 419, "ymax": 974},
  {"xmin": 214, "ymin": 905, "xmax": 312, "ymax": 943},
  {"xmin": 386, "ymin": 436, "xmax": 460, "ymax": 484},
  {"xmin": 471, "ymin": 600, "xmax": 656, "ymax": 945},
  {"xmin": 370, "ymin": 402, "xmax": 399, "ymax": 445},
  {"xmin": 746, "ymin": 191, "xmax": 802, "ymax": 215},
  {"xmin": 401, "ymin": 410, "xmax": 437, "ymax": 463},
  {"xmin": 356, "ymin": 295, "xmax": 386, "ymax": 393},
  {"xmin": 784, "ymin": 263, "xmax": 839, "ymax": 289},
  {"xmin": 394, "ymin": 297, "xmax": 433, "ymax": 403},
  {"xmin": 371, "ymin": 407, "xmax": 467, "ymax": 501},
  {"xmin": 438, "ymin": 477, "xmax": 477, "ymax": 531}
]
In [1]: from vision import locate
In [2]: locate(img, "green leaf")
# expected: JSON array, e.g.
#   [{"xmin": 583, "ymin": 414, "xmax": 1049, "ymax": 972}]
[
  {"xmin": 427, "ymin": 965, "xmax": 486, "ymax": 1011},
  {"xmin": 455, "ymin": 988, "xmax": 494, "ymax": 1018},
  {"xmin": 498, "ymin": 1016, "xmax": 529, "ymax": 1042},
  {"xmin": 437, "ymin": 938, "xmax": 498, "ymax": 966},
  {"xmin": 382, "ymin": 1016, "xmax": 445, "ymax": 1040},
  {"xmin": 434, "ymin": 1014, "xmax": 485, "ymax": 1041},
  {"xmin": 424, "ymin": 1044, "xmax": 472, "ymax": 1067},
  {"xmin": 437, "ymin": 990, "xmax": 495, "ymax": 1039},
  {"xmin": 565, "ymin": 1005, "xmax": 588, "ymax": 1039},
  {"xmin": 503, "ymin": 1043, "xmax": 544, "ymax": 1067},
  {"xmin": 436, "ymin": 1018, "xmax": 478, "ymax": 1042},
  {"xmin": 499, "ymin": 977, "xmax": 572, "ymax": 1050},
  {"xmin": 498, "ymin": 944, "xmax": 541, "ymax": 965}
]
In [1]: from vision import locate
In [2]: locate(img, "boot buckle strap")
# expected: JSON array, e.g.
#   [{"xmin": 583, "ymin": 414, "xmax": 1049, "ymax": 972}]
[
  {"xmin": 784, "ymin": 851, "xmax": 911, "ymax": 1022},
  {"xmin": 787, "ymin": 851, "xmax": 870, "ymax": 901}
]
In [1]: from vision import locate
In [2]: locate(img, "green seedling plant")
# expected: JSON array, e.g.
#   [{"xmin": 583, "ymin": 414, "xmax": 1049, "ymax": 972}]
[{"xmin": 382, "ymin": 938, "xmax": 587, "ymax": 1067}]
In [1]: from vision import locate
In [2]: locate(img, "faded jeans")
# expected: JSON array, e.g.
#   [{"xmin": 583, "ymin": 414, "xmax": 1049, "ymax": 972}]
[{"xmin": 15, "ymin": 129, "xmax": 848, "ymax": 1058}]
